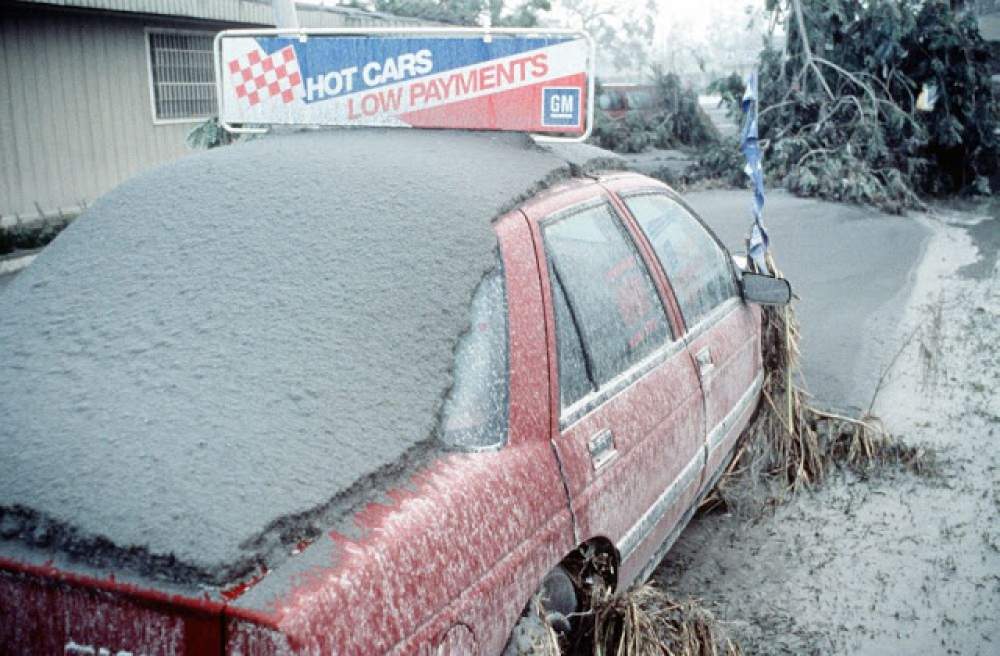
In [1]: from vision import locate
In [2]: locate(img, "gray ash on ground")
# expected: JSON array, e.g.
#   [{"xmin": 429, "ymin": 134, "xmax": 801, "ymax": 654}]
[{"xmin": 655, "ymin": 205, "xmax": 1000, "ymax": 655}]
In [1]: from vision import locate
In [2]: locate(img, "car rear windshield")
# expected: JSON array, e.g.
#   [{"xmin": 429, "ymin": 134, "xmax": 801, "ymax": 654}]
[{"xmin": 439, "ymin": 258, "xmax": 509, "ymax": 450}]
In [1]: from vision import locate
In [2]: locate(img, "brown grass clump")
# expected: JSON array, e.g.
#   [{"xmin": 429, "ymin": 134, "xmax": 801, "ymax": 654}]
[
  {"xmin": 578, "ymin": 583, "xmax": 741, "ymax": 656},
  {"xmin": 702, "ymin": 256, "xmax": 934, "ymax": 512},
  {"xmin": 512, "ymin": 586, "xmax": 742, "ymax": 656}
]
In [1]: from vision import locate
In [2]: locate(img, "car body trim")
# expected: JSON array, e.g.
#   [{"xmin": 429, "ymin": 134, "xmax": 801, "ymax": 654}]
[
  {"xmin": 628, "ymin": 490, "xmax": 697, "ymax": 588},
  {"xmin": 616, "ymin": 369, "xmax": 763, "ymax": 563},
  {"xmin": 559, "ymin": 338, "xmax": 686, "ymax": 430},
  {"xmin": 616, "ymin": 447, "xmax": 702, "ymax": 562},
  {"xmin": 683, "ymin": 296, "xmax": 741, "ymax": 343},
  {"xmin": 707, "ymin": 371, "xmax": 763, "ymax": 454}
]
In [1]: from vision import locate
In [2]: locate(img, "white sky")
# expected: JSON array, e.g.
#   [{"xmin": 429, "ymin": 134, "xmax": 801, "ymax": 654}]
[
  {"xmin": 542, "ymin": 0, "xmax": 760, "ymax": 34},
  {"xmin": 656, "ymin": 0, "xmax": 742, "ymax": 33}
]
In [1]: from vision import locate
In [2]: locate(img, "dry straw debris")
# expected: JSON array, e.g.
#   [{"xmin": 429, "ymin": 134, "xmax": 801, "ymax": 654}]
[
  {"xmin": 584, "ymin": 584, "xmax": 743, "ymax": 656},
  {"xmin": 510, "ymin": 560, "xmax": 743, "ymax": 656},
  {"xmin": 703, "ymin": 256, "xmax": 934, "ymax": 515}
]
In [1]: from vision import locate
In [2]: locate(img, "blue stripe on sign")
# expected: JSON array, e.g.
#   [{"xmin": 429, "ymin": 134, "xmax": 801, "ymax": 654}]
[{"xmin": 253, "ymin": 36, "xmax": 573, "ymax": 105}]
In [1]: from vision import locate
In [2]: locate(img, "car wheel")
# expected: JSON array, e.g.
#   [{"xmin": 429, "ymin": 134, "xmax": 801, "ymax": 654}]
[{"xmin": 502, "ymin": 566, "xmax": 578, "ymax": 656}]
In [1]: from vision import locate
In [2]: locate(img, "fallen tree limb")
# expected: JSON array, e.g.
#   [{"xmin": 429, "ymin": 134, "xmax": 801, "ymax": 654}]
[{"xmin": 791, "ymin": 0, "xmax": 835, "ymax": 100}]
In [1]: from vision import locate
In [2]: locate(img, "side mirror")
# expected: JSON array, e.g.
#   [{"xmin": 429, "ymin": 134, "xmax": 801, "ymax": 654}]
[{"xmin": 740, "ymin": 272, "xmax": 792, "ymax": 306}]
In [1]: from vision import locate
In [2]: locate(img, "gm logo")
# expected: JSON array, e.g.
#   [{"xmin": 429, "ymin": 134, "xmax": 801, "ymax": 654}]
[{"xmin": 542, "ymin": 87, "xmax": 581, "ymax": 127}]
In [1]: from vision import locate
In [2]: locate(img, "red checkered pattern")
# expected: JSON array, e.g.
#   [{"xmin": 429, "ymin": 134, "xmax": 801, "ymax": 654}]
[{"xmin": 227, "ymin": 46, "xmax": 302, "ymax": 107}]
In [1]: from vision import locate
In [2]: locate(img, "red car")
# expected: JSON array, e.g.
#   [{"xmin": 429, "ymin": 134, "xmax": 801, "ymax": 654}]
[
  {"xmin": 0, "ymin": 129, "xmax": 788, "ymax": 655},
  {"xmin": 596, "ymin": 84, "xmax": 659, "ymax": 120}
]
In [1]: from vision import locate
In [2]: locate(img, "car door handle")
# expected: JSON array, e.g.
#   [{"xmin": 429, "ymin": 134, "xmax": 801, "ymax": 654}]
[
  {"xmin": 588, "ymin": 429, "xmax": 617, "ymax": 470},
  {"xmin": 696, "ymin": 347, "xmax": 714, "ymax": 377}
]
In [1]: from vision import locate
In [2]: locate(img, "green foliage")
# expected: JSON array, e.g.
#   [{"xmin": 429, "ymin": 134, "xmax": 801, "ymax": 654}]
[
  {"xmin": 706, "ymin": 72, "xmax": 745, "ymax": 124},
  {"xmin": 687, "ymin": 137, "xmax": 747, "ymax": 188},
  {"xmin": 496, "ymin": 0, "xmax": 551, "ymax": 27},
  {"xmin": 559, "ymin": 0, "xmax": 659, "ymax": 72},
  {"xmin": 652, "ymin": 68, "xmax": 720, "ymax": 146},
  {"xmin": 591, "ymin": 111, "xmax": 651, "ymax": 153},
  {"xmin": 590, "ymin": 71, "xmax": 719, "ymax": 153},
  {"xmin": 714, "ymin": 0, "xmax": 999, "ymax": 211},
  {"xmin": 784, "ymin": 149, "xmax": 920, "ymax": 213},
  {"xmin": 0, "ymin": 212, "xmax": 76, "ymax": 256},
  {"xmin": 187, "ymin": 117, "xmax": 240, "ymax": 150}
]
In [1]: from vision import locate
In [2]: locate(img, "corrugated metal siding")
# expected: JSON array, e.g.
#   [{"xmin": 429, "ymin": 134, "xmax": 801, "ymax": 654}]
[
  {"xmin": 10, "ymin": 0, "xmax": 428, "ymax": 27},
  {"xmin": 12, "ymin": 0, "xmax": 275, "ymax": 23},
  {"xmin": 0, "ymin": 8, "xmax": 206, "ymax": 217},
  {"xmin": 0, "ymin": 3, "xmax": 432, "ymax": 218},
  {"xmin": 299, "ymin": 7, "xmax": 428, "ymax": 28}
]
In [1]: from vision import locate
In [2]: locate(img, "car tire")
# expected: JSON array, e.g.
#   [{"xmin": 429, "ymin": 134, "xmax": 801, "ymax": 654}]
[{"xmin": 502, "ymin": 566, "xmax": 577, "ymax": 656}]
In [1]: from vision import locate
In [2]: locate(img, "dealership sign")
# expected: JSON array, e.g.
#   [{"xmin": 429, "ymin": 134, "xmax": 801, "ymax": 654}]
[{"xmin": 215, "ymin": 29, "xmax": 593, "ymax": 139}]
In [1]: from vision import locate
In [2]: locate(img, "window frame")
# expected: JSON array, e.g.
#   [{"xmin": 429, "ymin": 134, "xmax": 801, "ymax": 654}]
[
  {"xmin": 144, "ymin": 27, "xmax": 219, "ymax": 125},
  {"xmin": 539, "ymin": 198, "xmax": 684, "ymax": 430},
  {"xmin": 617, "ymin": 188, "xmax": 743, "ymax": 339},
  {"xmin": 548, "ymin": 259, "xmax": 596, "ymax": 410}
]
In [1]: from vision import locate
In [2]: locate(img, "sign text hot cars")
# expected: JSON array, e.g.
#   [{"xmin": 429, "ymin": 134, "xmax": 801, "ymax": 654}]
[{"xmin": 218, "ymin": 34, "xmax": 591, "ymax": 134}]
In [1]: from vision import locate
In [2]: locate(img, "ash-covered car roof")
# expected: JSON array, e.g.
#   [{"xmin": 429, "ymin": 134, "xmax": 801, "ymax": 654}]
[{"xmin": 0, "ymin": 128, "xmax": 622, "ymax": 586}]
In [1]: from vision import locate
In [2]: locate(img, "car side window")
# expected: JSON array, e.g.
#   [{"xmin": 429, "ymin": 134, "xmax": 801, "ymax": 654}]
[
  {"xmin": 624, "ymin": 193, "xmax": 738, "ymax": 329},
  {"xmin": 598, "ymin": 90, "xmax": 625, "ymax": 111},
  {"xmin": 550, "ymin": 271, "xmax": 594, "ymax": 408},
  {"xmin": 439, "ymin": 258, "xmax": 509, "ymax": 450},
  {"xmin": 626, "ymin": 91, "xmax": 654, "ymax": 110},
  {"xmin": 543, "ymin": 202, "xmax": 671, "ymax": 406}
]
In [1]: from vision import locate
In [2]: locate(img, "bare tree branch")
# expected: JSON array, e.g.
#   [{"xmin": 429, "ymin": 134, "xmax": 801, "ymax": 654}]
[{"xmin": 791, "ymin": 0, "xmax": 835, "ymax": 100}]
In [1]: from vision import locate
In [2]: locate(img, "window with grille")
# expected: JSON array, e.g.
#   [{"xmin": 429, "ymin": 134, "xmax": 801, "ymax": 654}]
[{"xmin": 147, "ymin": 31, "xmax": 217, "ymax": 121}]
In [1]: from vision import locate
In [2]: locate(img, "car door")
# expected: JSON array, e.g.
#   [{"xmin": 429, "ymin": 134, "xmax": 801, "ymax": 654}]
[
  {"xmin": 618, "ymin": 188, "xmax": 763, "ymax": 485},
  {"xmin": 523, "ymin": 184, "xmax": 706, "ymax": 588}
]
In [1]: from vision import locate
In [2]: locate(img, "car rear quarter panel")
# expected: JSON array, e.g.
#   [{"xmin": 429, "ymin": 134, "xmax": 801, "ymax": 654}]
[
  {"xmin": 0, "ymin": 559, "xmax": 223, "ymax": 656},
  {"xmin": 224, "ymin": 211, "xmax": 573, "ymax": 655}
]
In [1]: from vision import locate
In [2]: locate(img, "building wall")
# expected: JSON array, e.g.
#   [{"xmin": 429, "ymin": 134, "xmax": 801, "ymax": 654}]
[
  {"xmin": 0, "ymin": 6, "xmax": 232, "ymax": 218},
  {"xmin": 11, "ymin": 0, "xmax": 425, "ymax": 28},
  {"xmin": 0, "ymin": 2, "xmax": 427, "ymax": 220}
]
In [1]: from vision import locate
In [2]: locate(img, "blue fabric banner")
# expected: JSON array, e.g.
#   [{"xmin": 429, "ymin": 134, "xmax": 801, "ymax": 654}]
[{"xmin": 740, "ymin": 71, "xmax": 769, "ymax": 273}]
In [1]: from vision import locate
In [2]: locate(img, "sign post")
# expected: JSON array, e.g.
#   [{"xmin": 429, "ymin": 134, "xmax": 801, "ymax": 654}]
[{"xmin": 214, "ymin": 28, "xmax": 595, "ymax": 141}]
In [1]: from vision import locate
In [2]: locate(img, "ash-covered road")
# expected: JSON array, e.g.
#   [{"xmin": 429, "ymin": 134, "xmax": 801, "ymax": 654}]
[
  {"xmin": 0, "ymin": 271, "xmax": 15, "ymax": 294},
  {"xmin": 685, "ymin": 189, "xmax": 932, "ymax": 412},
  {"xmin": 660, "ymin": 193, "xmax": 1000, "ymax": 655}
]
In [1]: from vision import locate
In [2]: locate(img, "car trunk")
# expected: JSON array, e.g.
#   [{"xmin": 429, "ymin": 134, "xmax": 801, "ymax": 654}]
[{"xmin": 0, "ymin": 558, "xmax": 224, "ymax": 655}]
